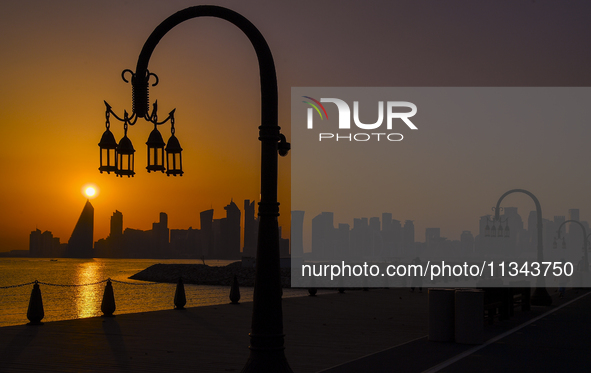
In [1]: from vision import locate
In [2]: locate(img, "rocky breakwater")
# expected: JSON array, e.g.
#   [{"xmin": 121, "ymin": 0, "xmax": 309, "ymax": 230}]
[{"xmin": 130, "ymin": 261, "xmax": 292, "ymax": 287}]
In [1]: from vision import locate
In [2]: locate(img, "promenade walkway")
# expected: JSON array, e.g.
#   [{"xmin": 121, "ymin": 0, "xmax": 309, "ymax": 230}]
[{"xmin": 0, "ymin": 287, "xmax": 587, "ymax": 372}]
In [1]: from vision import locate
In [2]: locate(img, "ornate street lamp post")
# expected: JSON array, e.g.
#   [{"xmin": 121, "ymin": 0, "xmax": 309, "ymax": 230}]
[
  {"xmin": 554, "ymin": 220, "xmax": 589, "ymax": 272},
  {"xmin": 100, "ymin": 6, "xmax": 291, "ymax": 372},
  {"xmin": 492, "ymin": 189, "xmax": 552, "ymax": 306}
]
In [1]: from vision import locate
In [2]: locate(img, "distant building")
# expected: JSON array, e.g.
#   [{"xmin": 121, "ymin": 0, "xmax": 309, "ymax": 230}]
[
  {"xmin": 243, "ymin": 200, "xmax": 258, "ymax": 257},
  {"xmin": 351, "ymin": 217, "xmax": 369, "ymax": 259},
  {"xmin": 200, "ymin": 209, "xmax": 214, "ymax": 258},
  {"xmin": 280, "ymin": 236, "xmax": 290, "ymax": 258},
  {"xmin": 95, "ymin": 210, "xmax": 124, "ymax": 258},
  {"xmin": 381, "ymin": 213, "xmax": 393, "ymax": 257},
  {"xmin": 369, "ymin": 217, "xmax": 382, "ymax": 257},
  {"xmin": 460, "ymin": 231, "xmax": 474, "ymax": 256},
  {"xmin": 290, "ymin": 211, "xmax": 305, "ymax": 258},
  {"xmin": 29, "ymin": 229, "xmax": 62, "ymax": 257},
  {"xmin": 170, "ymin": 227, "xmax": 200, "ymax": 258},
  {"xmin": 212, "ymin": 200, "xmax": 241, "ymax": 259},
  {"xmin": 122, "ymin": 228, "xmax": 151, "ymax": 258},
  {"xmin": 389, "ymin": 219, "xmax": 402, "ymax": 257},
  {"xmin": 425, "ymin": 228, "xmax": 441, "ymax": 246},
  {"xmin": 151, "ymin": 212, "xmax": 170, "ymax": 257},
  {"xmin": 65, "ymin": 200, "xmax": 94, "ymax": 258},
  {"xmin": 312, "ymin": 212, "xmax": 335, "ymax": 259},
  {"xmin": 402, "ymin": 220, "xmax": 415, "ymax": 255},
  {"xmin": 336, "ymin": 223, "xmax": 350, "ymax": 258},
  {"xmin": 224, "ymin": 200, "xmax": 241, "ymax": 259},
  {"xmin": 111, "ymin": 210, "xmax": 123, "ymax": 238}
]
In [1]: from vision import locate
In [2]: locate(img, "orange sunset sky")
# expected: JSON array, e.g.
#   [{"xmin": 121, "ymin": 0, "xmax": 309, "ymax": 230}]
[{"xmin": 1, "ymin": 1, "xmax": 591, "ymax": 252}]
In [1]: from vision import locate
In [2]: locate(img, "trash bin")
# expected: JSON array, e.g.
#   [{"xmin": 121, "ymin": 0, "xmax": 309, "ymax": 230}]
[
  {"xmin": 455, "ymin": 289, "xmax": 484, "ymax": 344},
  {"xmin": 428, "ymin": 288, "xmax": 455, "ymax": 342}
]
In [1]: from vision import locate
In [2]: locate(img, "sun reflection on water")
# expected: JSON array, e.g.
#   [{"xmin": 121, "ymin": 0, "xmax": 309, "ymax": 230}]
[{"xmin": 74, "ymin": 261, "xmax": 104, "ymax": 319}]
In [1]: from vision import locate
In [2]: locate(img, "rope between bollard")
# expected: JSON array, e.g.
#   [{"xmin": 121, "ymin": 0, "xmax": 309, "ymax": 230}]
[
  {"xmin": 110, "ymin": 279, "xmax": 163, "ymax": 285},
  {"xmin": 0, "ymin": 281, "xmax": 36, "ymax": 289},
  {"xmin": 0, "ymin": 278, "xmax": 164, "ymax": 288},
  {"xmin": 37, "ymin": 279, "xmax": 109, "ymax": 287}
]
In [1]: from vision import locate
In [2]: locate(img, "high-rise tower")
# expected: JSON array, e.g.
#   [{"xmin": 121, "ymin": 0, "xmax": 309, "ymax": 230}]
[
  {"xmin": 65, "ymin": 200, "xmax": 94, "ymax": 258},
  {"xmin": 244, "ymin": 200, "xmax": 258, "ymax": 257}
]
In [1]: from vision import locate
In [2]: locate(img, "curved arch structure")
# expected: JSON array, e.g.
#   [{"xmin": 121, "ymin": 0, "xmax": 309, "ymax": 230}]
[
  {"xmin": 494, "ymin": 189, "xmax": 552, "ymax": 306},
  {"xmin": 556, "ymin": 219, "xmax": 589, "ymax": 272},
  {"xmin": 128, "ymin": 6, "xmax": 290, "ymax": 371}
]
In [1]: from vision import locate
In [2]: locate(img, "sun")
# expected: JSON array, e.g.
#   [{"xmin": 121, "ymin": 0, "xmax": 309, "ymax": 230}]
[
  {"xmin": 82, "ymin": 184, "xmax": 99, "ymax": 199},
  {"xmin": 85, "ymin": 187, "xmax": 96, "ymax": 197}
]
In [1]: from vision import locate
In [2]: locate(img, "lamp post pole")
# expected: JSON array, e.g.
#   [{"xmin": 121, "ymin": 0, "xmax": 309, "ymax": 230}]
[
  {"xmin": 493, "ymin": 189, "xmax": 552, "ymax": 306},
  {"xmin": 556, "ymin": 220, "xmax": 589, "ymax": 272},
  {"xmin": 113, "ymin": 6, "xmax": 291, "ymax": 372}
]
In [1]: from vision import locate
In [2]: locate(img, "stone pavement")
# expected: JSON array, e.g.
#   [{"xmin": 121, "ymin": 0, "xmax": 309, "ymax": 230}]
[
  {"xmin": 321, "ymin": 288, "xmax": 591, "ymax": 373},
  {"xmin": 0, "ymin": 287, "xmax": 588, "ymax": 372}
]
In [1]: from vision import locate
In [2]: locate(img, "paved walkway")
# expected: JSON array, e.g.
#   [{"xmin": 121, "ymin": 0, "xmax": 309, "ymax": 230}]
[
  {"xmin": 321, "ymin": 288, "xmax": 591, "ymax": 373},
  {"xmin": 0, "ymin": 287, "xmax": 587, "ymax": 372}
]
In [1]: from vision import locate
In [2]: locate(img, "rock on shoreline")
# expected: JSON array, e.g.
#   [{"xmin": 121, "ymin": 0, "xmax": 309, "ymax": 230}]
[{"xmin": 129, "ymin": 262, "xmax": 292, "ymax": 287}]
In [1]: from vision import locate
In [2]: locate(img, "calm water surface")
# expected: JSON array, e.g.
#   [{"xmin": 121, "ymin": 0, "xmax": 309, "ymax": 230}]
[{"xmin": 0, "ymin": 258, "xmax": 307, "ymax": 327}]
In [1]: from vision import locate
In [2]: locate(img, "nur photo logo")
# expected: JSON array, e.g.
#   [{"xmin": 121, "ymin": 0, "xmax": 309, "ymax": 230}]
[{"xmin": 302, "ymin": 96, "xmax": 418, "ymax": 142}]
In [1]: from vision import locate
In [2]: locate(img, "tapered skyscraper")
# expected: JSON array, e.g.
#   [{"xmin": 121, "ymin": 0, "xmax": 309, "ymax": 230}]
[{"xmin": 65, "ymin": 200, "xmax": 94, "ymax": 258}]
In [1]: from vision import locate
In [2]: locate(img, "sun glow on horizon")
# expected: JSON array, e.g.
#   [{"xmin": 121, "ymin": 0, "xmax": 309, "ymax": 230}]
[{"xmin": 82, "ymin": 184, "xmax": 98, "ymax": 199}]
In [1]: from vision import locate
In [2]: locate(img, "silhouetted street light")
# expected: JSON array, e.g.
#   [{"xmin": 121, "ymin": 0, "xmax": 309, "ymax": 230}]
[
  {"xmin": 492, "ymin": 189, "xmax": 552, "ymax": 306},
  {"xmin": 100, "ymin": 98, "xmax": 177, "ymax": 177},
  {"xmin": 484, "ymin": 210, "xmax": 510, "ymax": 238},
  {"xmin": 555, "ymin": 220, "xmax": 589, "ymax": 272},
  {"xmin": 99, "ymin": 6, "xmax": 291, "ymax": 372}
]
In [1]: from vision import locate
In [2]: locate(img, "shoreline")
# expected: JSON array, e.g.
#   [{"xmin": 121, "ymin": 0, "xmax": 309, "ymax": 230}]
[{"xmin": 129, "ymin": 261, "xmax": 292, "ymax": 287}]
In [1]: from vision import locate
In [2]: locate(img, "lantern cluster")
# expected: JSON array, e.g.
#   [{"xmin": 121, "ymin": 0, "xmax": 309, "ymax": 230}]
[
  {"xmin": 552, "ymin": 236, "xmax": 567, "ymax": 250},
  {"xmin": 99, "ymin": 101, "xmax": 183, "ymax": 177},
  {"xmin": 484, "ymin": 218, "xmax": 510, "ymax": 238}
]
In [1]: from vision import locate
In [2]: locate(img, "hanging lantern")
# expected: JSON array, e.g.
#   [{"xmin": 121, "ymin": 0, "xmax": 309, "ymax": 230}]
[
  {"xmin": 146, "ymin": 125, "xmax": 165, "ymax": 173},
  {"xmin": 553, "ymin": 238, "xmax": 558, "ymax": 249},
  {"xmin": 562, "ymin": 237, "xmax": 567, "ymax": 250},
  {"xmin": 165, "ymin": 117, "xmax": 183, "ymax": 176},
  {"xmin": 99, "ymin": 128, "xmax": 117, "ymax": 174},
  {"xmin": 485, "ymin": 222, "xmax": 490, "ymax": 237},
  {"xmin": 99, "ymin": 105, "xmax": 118, "ymax": 174},
  {"xmin": 165, "ymin": 134, "xmax": 183, "ymax": 176},
  {"xmin": 102, "ymin": 91, "xmax": 181, "ymax": 177},
  {"xmin": 116, "ymin": 134, "xmax": 135, "ymax": 177},
  {"xmin": 490, "ymin": 225, "xmax": 497, "ymax": 238},
  {"xmin": 504, "ymin": 224, "xmax": 510, "ymax": 238}
]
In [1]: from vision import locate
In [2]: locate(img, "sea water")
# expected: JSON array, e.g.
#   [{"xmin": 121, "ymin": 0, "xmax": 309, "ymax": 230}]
[{"xmin": 0, "ymin": 258, "xmax": 307, "ymax": 327}]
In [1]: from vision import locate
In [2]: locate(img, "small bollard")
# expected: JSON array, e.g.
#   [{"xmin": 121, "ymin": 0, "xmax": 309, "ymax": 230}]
[
  {"xmin": 230, "ymin": 275, "xmax": 240, "ymax": 304},
  {"xmin": 27, "ymin": 280, "xmax": 44, "ymax": 325},
  {"xmin": 308, "ymin": 288, "xmax": 317, "ymax": 296},
  {"xmin": 101, "ymin": 279, "xmax": 116, "ymax": 317},
  {"xmin": 174, "ymin": 276, "xmax": 186, "ymax": 310}
]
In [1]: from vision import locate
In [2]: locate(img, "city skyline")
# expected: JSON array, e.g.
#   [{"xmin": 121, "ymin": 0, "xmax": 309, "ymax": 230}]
[
  {"xmin": 295, "ymin": 206, "xmax": 589, "ymax": 260},
  {"xmin": 28, "ymin": 198, "xmax": 290, "ymax": 259}
]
